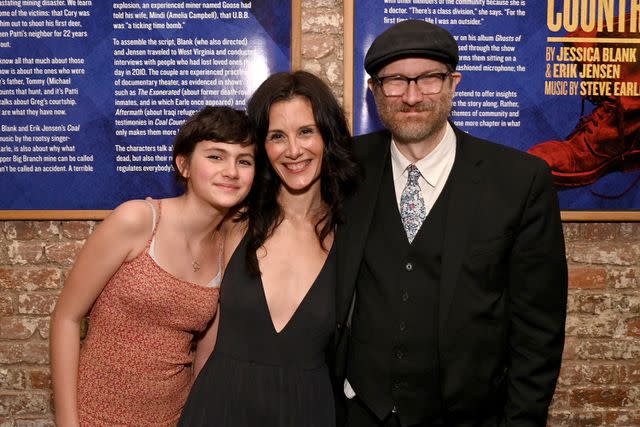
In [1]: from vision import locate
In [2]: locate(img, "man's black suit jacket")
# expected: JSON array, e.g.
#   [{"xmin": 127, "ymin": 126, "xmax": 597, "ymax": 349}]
[{"xmin": 333, "ymin": 125, "xmax": 568, "ymax": 426}]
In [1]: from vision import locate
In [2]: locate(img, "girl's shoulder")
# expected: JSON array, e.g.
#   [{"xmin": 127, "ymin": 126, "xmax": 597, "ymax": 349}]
[{"xmin": 102, "ymin": 199, "xmax": 156, "ymax": 238}]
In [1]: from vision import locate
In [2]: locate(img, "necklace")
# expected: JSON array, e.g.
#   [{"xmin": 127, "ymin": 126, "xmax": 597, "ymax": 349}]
[
  {"xmin": 182, "ymin": 218, "xmax": 216, "ymax": 273},
  {"xmin": 191, "ymin": 258, "xmax": 201, "ymax": 272},
  {"xmin": 184, "ymin": 231, "xmax": 201, "ymax": 272}
]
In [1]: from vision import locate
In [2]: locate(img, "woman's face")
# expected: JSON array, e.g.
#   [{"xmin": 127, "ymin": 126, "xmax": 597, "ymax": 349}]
[
  {"xmin": 178, "ymin": 140, "xmax": 255, "ymax": 209},
  {"xmin": 264, "ymin": 96, "xmax": 324, "ymax": 194}
]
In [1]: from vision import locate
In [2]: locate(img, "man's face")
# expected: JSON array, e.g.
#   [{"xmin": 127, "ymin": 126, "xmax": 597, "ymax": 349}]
[{"xmin": 369, "ymin": 57, "xmax": 461, "ymax": 145}]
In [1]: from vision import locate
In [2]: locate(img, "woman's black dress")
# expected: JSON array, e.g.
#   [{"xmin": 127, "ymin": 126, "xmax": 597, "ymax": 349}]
[{"xmin": 179, "ymin": 234, "xmax": 336, "ymax": 427}]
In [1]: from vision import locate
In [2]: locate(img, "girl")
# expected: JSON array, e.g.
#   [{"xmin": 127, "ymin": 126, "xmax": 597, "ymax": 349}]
[{"xmin": 50, "ymin": 106, "xmax": 255, "ymax": 426}]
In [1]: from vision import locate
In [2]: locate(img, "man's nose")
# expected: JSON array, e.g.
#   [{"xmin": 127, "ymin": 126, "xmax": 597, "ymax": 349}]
[{"xmin": 402, "ymin": 80, "xmax": 424, "ymax": 105}]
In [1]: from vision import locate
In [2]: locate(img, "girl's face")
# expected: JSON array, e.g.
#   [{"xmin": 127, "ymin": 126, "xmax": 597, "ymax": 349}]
[
  {"xmin": 178, "ymin": 140, "xmax": 255, "ymax": 209},
  {"xmin": 264, "ymin": 96, "xmax": 324, "ymax": 194}
]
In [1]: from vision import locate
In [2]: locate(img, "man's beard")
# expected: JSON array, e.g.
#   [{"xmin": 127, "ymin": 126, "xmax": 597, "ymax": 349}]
[{"xmin": 375, "ymin": 93, "xmax": 452, "ymax": 145}]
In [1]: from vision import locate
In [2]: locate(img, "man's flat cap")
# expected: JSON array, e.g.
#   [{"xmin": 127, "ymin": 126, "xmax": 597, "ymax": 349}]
[{"xmin": 364, "ymin": 20, "xmax": 459, "ymax": 75}]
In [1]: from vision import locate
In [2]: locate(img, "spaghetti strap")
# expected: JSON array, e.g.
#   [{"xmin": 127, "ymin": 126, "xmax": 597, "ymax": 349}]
[
  {"xmin": 143, "ymin": 198, "xmax": 162, "ymax": 259},
  {"xmin": 216, "ymin": 232, "xmax": 224, "ymax": 277},
  {"xmin": 208, "ymin": 231, "xmax": 225, "ymax": 288}
]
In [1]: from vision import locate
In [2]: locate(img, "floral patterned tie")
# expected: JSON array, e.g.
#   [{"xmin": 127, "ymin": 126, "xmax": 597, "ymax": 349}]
[{"xmin": 400, "ymin": 164, "xmax": 426, "ymax": 243}]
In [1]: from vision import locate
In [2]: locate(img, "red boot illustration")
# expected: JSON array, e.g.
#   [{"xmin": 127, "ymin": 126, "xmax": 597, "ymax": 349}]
[{"xmin": 528, "ymin": 97, "xmax": 640, "ymax": 187}]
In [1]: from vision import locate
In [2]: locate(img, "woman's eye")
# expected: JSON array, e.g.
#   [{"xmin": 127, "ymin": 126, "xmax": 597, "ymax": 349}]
[
  {"xmin": 300, "ymin": 127, "xmax": 314, "ymax": 136},
  {"xmin": 208, "ymin": 155, "xmax": 221, "ymax": 160},
  {"xmin": 268, "ymin": 132, "xmax": 284, "ymax": 142}
]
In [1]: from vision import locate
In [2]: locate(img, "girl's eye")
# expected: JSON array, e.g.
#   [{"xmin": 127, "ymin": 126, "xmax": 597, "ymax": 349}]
[
  {"xmin": 208, "ymin": 155, "xmax": 221, "ymax": 160},
  {"xmin": 239, "ymin": 159, "xmax": 254, "ymax": 166}
]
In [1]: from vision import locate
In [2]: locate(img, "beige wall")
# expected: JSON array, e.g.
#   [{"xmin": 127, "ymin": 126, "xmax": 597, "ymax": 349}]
[{"xmin": 2, "ymin": 1, "xmax": 640, "ymax": 425}]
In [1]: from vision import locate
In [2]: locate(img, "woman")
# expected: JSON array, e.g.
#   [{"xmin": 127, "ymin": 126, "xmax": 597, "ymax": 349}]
[
  {"xmin": 50, "ymin": 106, "xmax": 255, "ymax": 426},
  {"xmin": 179, "ymin": 71, "xmax": 360, "ymax": 426}
]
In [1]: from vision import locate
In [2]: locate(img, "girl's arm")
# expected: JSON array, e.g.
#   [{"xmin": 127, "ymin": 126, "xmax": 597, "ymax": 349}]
[
  {"xmin": 50, "ymin": 200, "xmax": 152, "ymax": 426},
  {"xmin": 193, "ymin": 312, "xmax": 220, "ymax": 378}
]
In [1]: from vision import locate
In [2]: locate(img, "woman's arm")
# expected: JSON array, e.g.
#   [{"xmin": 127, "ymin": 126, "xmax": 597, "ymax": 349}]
[{"xmin": 50, "ymin": 200, "xmax": 152, "ymax": 426}]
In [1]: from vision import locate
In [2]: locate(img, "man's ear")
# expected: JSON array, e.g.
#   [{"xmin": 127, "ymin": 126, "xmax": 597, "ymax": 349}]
[
  {"xmin": 176, "ymin": 154, "xmax": 190, "ymax": 180},
  {"xmin": 450, "ymin": 72, "xmax": 462, "ymax": 91},
  {"xmin": 367, "ymin": 77, "xmax": 376, "ymax": 93}
]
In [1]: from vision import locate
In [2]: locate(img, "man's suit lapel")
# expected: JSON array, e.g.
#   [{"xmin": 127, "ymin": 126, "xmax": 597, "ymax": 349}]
[
  {"xmin": 439, "ymin": 129, "xmax": 484, "ymax": 337},
  {"xmin": 336, "ymin": 133, "xmax": 390, "ymax": 324}
]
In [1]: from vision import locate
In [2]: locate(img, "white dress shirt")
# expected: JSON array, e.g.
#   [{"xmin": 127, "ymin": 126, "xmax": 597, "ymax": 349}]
[{"xmin": 390, "ymin": 122, "xmax": 457, "ymax": 215}]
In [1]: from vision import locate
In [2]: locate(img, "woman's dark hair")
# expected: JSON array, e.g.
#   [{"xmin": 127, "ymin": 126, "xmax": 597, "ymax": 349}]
[
  {"xmin": 244, "ymin": 71, "xmax": 361, "ymax": 275},
  {"xmin": 172, "ymin": 106, "xmax": 252, "ymax": 185}
]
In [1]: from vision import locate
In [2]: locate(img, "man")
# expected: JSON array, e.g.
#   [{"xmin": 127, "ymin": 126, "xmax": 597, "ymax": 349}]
[{"xmin": 334, "ymin": 20, "xmax": 568, "ymax": 427}]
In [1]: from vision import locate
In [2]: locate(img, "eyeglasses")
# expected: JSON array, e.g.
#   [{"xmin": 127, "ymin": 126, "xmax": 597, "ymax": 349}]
[{"xmin": 373, "ymin": 71, "xmax": 452, "ymax": 97}]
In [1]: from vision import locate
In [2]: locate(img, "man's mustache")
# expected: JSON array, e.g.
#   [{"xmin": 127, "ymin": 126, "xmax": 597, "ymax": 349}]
[{"xmin": 395, "ymin": 103, "xmax": 436, "ymax": 113}]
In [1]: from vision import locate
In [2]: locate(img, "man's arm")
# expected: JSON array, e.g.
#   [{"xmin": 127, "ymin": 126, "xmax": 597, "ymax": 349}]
[{"xmin": 505, "ymin": 162, "xmax": 568, "ymax": 426}]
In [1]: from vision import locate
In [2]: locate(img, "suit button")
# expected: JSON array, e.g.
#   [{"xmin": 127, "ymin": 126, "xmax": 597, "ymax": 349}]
[
  {"xmin": 395, "ymin": 348, "xmax": 404, "ymax": 359},
  {"xmin": 337, "ymin": 323, "xmax": 342, "ymax": 330},
  {"xmin": 399, "ymin": 321, "xmax": 406, "ymax": 332},
  {"xmin": 393, "ymin": 381, "xmax": 408, "ymax": 392},
  {"xmin": 391, "ymin": 405, "xmax": 397, "ymax": 413},
  {"xmin": 405, "ymin": 262, "xmax": 413, "ymax": 271},
  {"xmin": 401, "ymin": 291, "xmax": 409, "ymax": 302}
]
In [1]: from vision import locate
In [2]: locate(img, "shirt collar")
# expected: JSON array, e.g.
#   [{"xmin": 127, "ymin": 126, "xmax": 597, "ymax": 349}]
[{"xmin": 390, "ymin": 122, "xmax": 456, "ymax": 188}]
